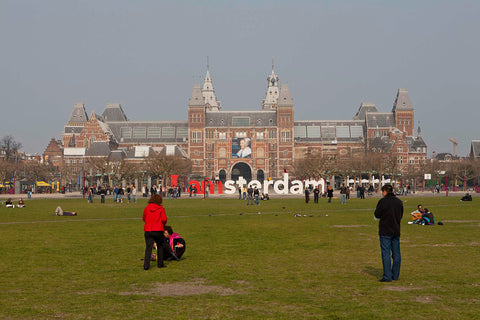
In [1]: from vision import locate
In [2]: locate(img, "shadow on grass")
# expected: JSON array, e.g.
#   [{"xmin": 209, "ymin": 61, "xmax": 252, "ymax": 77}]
[{"xmin": 362, "ymin": 266, "xmax": 382, "ymax": 279}]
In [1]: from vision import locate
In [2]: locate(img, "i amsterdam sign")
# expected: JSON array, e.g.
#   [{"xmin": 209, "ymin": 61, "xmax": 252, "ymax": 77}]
[{"xmin": 171, "ymin": 173, "xmax": 325, "ymax": 195}]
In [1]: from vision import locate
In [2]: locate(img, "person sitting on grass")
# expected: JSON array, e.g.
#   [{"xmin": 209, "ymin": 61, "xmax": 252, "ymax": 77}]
[
  {"xmin": 55, "ymin": 206, "xmax": 77, "ymax": 216},
  {"xmin": 460, "ymin": 193, "xmax": 472, "ymax": 201},
  {"xmin": 5, "ymin": 198, "xmax": 14, "ymax": 208},
  {"xmin": 17, "ymin": 198, "xmax": 25, "ymax": 208},
  {"xmin": 163, "ymin": 225, "xmax": 186, "ymax": 261},
  {"xmin": 410, "ymin": 204, "xmax": 424, "ymax": 223},
  {"xmin": 417, "ymin": 208, "xmax": 435, "ymax": 225}
]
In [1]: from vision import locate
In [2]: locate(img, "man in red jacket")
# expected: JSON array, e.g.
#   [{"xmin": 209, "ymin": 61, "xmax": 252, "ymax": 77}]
[{"xmin": 143, "ymin": 194, "xmax": 168, "ymax": 270}]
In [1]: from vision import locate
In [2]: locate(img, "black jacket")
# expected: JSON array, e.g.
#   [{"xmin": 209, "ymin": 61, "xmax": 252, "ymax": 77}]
[{"xmin": 374, "ymin": 193, "xmax": 403, "ymax": 236}]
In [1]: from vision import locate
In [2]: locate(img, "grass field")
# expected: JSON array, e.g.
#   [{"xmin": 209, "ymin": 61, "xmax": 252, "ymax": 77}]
[{"xmin": 0, "ymin": 195, "xmax": 479, "ymax": 319}]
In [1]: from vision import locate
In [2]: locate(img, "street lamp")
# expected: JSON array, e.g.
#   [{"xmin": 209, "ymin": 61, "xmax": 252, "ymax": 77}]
[{"xmin": 432, "ymin": 151, "xmax": 436, "ymax": 195}]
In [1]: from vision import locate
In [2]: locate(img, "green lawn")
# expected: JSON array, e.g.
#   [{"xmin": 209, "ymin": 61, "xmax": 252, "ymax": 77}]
[{"xmin": 0, "ymin": 196, "xmax": 479, "ymax": 319}]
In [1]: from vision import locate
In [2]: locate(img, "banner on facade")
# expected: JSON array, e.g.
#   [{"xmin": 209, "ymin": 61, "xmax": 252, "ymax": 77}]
[{"xmin": 232, "ymin": 137, "xmax": 252, "ymax": 158}]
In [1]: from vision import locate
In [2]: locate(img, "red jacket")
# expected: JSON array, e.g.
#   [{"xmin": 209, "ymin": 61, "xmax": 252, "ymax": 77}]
[{"xmin": 143, "ymin": 203, "xmax": 167, "ymax": 232}]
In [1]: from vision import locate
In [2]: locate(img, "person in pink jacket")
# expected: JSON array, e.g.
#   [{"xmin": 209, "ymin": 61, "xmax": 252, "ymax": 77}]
[{"xmin": 142, "ymin": 194, "xmax": 168, "ymax": 270}]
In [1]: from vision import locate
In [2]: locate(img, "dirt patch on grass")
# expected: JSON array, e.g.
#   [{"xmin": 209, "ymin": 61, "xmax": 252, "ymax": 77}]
[
  {"xmin": 119, "ymin": 278, "xmax": 242, "ymax": 297},
  {"xmin": 331, "ymin": 225, "xmax": 370, "ymax": 228},
  {"xmin": 415, "ymin": 296, "xmax": 438, "ymax": 303},
  {"xmin": 382, "ymin": 285, "xmax": 422, "ymax": 292}
]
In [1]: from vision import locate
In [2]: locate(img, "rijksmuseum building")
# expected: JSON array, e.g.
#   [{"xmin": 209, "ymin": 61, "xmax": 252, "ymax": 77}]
[{"xmin": 48, "ymin": 65, "xmax": 427, "ymax": 183}]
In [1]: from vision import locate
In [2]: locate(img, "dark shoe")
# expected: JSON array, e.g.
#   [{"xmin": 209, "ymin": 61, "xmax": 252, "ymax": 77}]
[
  {"xmin": 158, "ymin": 265, "xmax": 167, "ymax": 268},
  {"xmin": 379, "ymin": 278, "xmax": 392, "ymax": 282},
  {"xmin": 144, "ymin": 267, "xmax": 149, "ymax": 270}
]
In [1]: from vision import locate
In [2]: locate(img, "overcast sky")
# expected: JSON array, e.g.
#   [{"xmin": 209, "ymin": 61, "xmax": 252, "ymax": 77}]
[{"xmin": 1, "ymin": 0, "xmax": 479, "ymax": 157}]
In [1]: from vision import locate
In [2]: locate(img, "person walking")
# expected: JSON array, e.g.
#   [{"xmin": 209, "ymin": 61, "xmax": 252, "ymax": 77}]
[
  {"xmin": 247, "ymin": 186, "xmax": 254, "ymax": 205},
  {"xmin": 327, "ymin": 186, "xmax": 334, "ymax": 203},
  {"xmin": 340, "ymin": 184, "xmax": 347, "ymax": 204},
  {"xmin": 304, "ymin": 188, "xmax": 310, "ymax": 203},
  {"xmin": 374, "ymin": 184, "xmax": 403, "ymax": 282},
  {"xmin": 142, "ymin": 194, "xmax": 168, "ymax": 270},
  {"xmin": 132, "ymin": 185, "xmax": 137, "ymax": 203},
  {"xmin": 313, "ymin": 186, "xmax": 320, "ymax": 203},
  {"xmin": 254, "ymin": 186, "xmax": 260, "ymax": 205}
]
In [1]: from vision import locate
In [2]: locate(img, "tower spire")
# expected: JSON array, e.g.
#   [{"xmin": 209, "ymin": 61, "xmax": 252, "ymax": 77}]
[
  {"xmin": 262, "ymin": 61, "xmax": 280, "ymax": 110},
  {"xmin": 202, "ymin": 57, "xmax": 221, "ymax": 110}
]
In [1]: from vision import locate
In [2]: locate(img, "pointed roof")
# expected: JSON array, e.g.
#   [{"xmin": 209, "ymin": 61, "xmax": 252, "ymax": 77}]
[
  {"xmin": 277, "ymin": 84, "xmax": 293, "ymax": 107},
  {"xmin": 102, "ymin": 103, "xmax": 128, "ymax": 122},
  {"xmin": 68, "ymin": 103, "xmax": 88, "ymax": 123},
  {"xmin": 189, "ymin": 84, "xmax": 205, "ymax": 107},
  {"xmin": 366, "ymin": 112, "xmax": 395, "ymax": 128},
  {"xmin": 262, "ymin": 66, "xmax": 280, "ymax": 110},
  {"xmin": 68, "ymin": 135, "xmax": 76, "ymax": 147},
  {"xmin": 353, "ymin": 102, "xmax": 378, "ymax": 120},
  {"xmin": 416, "ymin": 122, "xmax": 422, "ymax": 138},
  {"xmin": 470, "ymin": 140, "xmax": 480, "ymax": 159},
  {"xmin": 202, "ymin": 65, "xmax": 220, "ymax": 110},
  {"xmin": 85, "ymin": 141, "xmax": 112, "ymax": 157},
  {"xmin": 392, "ymin": 88, "xmax": 413, "ymax": 112}
]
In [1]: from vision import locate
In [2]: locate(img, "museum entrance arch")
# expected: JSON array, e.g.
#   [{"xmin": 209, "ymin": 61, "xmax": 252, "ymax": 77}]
[
  {"xmin": 219, "ymin": 169, "xmax": 227, "ymax": 184},
  {"xmin": 231, "ymin": 162, "xmax": 252, "ymax": 182},
  {"xmin": 256, "ymin": 169, "xmax": 264, "ymax": 182}
]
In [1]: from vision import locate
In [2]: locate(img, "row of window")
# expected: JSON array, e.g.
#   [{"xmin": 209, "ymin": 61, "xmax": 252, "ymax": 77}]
[
  {"xmin": 65, "ymin": 159, "xmax": 83, "ymax": 165},
  {"xmin": 397, "ymin": 156, "xmax": 427, "ymax": 164},
  {"xmin": 196, "ymin": 130, "xmax": 280, "ymax": 141},
  {"xmin": 294, "ymin": 125, "xmax": 364, "ymax": 139},
  {"xmin": 120, "ymin": 127, "xmax": 188, "ymax": 139},
  {"xmin": 209, "ymin": 117, "xmax": 275, "ymax": 127}
]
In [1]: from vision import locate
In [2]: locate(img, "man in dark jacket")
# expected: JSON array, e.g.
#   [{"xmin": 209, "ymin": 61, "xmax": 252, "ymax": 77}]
[{"xmin": 374, "ymin": 184, "xmax": 403, "ymax": 282}]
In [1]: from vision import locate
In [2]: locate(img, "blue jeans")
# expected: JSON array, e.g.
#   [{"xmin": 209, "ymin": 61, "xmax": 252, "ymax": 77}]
[
  {"xmin": 340, "ymin": 194, "xmax": 346, "ymax": 204},
  {"xmin": 379, "ymin": 235, "xmax": 401, "ymax": 281}
]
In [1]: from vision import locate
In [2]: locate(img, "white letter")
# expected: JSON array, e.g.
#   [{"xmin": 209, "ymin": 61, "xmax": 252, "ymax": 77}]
[
  {"xmin": 290, "ymin": 180, "xmax": 303, "ymax": 194},
  {"xmin": 264, "ymin": 179, "xmax": 274, "ymax": 195},
  {"xmin": 237, "ymin": 176, "xmax": 247, "ymax": 189},
  {"xmin": 224, "ymin": 180, "xmax": 236, "ymax": 194},
  {"xmin": 274, "ymin": 173, "xmax": 289, "ymax": 194}
]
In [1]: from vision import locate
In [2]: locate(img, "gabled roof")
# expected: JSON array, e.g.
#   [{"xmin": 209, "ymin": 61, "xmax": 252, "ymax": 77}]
[
  {"xmin": 109, "ymin": 150, "xmax": 126, "ymax": 161},
  {"xmin": 392, "ymin": 88, "xmax": 413, "ymax": 112},
  {"xmin": 85, "ymin": 141, "xmax": 112, "ymax": 157},
  {"xmin": 68, "ymin": 103, "xmax": 88, "ymax": 123},
  {"xmin": 411, "ymin": 136, "xmax": 427, "ymax": 149},
  {"xmin": 102, "ymin": 103, "xmax": 128, "ymax": 122},
  {"xmin": 369, "ymin": 136, "xmax": 392, "ymax": 152},
  {"xmin": 277, "ymin": 84, "xmax": 293, "ymax": 107},
  {"xmin": 470, "ymin": 140, "xmax": 480, "ymax": 159},
  {"xmin": 366, "ymin": 112, "xmax": 395, "ymax": 128},
  {"xmin": 189, "ymin": 84, "xmax": 205, "ymax": 107},
  {"xmin": 353, "ymin": 102, "xmax": 378, "ymax": 120}
]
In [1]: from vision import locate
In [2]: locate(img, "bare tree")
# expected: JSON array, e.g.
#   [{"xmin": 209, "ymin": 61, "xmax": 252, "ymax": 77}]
[
  {"xmin": 146, "ymin": 153, "xmax": 192, "ymax": 188},
  {"xmin": 23, "ymin": 162, "xmax": 49, "ymax": 182},
  {"xmin": 0, "ymin": 160, "xmax": 15, "ymax": 183},
  {"xmin": 293, "ymin": 153, "xmax": 336, "ymax": 180},
  {"xmin": 449, "ymin": 159, "xmax": 477, "ymax": 191},
  {"xmin": 0, "ymin": 135, "xmax": 23, "ymax": 161}
]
